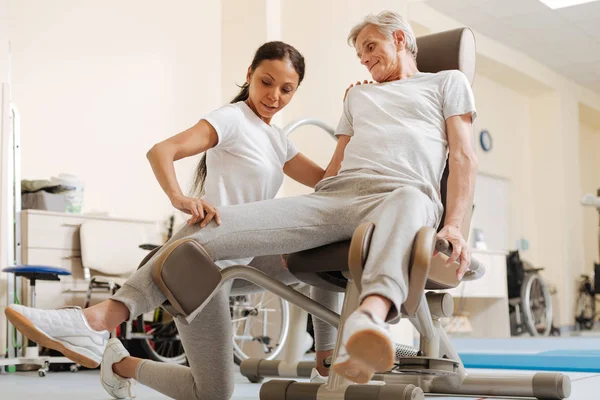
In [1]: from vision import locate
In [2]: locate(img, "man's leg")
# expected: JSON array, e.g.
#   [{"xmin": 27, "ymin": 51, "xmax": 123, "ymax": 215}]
[
  {"xmin": 358, "ymin": 186, "xmax": 438, "ymax": 320},
  {"xmin": 111, "ymin": 192, "xmax": 355, "ymax": 323},
  {"xmin": 333, "ymin": 186, "xmax": 438, "ymax": 383}
]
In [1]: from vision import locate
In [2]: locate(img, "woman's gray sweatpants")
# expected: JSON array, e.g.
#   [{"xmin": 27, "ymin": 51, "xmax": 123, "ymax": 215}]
[{"xmin": 112, "ymin": 169, "xmax": 439, "ymax": 400}]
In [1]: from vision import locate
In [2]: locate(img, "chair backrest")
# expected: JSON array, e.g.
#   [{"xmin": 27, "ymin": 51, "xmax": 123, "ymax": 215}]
[
  {"xmin": 407, "ymin": 28, "xmax": 477, "ymax": 296},
  {"xmin": 80, "ymin": 220, "xmax": 151, "ymax": 277},
  {"xmin": 416, "ymin": 28, "xmax": 476, "ymax": 240}
]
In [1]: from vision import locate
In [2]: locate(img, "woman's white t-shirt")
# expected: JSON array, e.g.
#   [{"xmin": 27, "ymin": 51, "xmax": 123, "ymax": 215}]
[{"xmin": 201, "ymin": 101, "xmax": 298, "ymax": 267}]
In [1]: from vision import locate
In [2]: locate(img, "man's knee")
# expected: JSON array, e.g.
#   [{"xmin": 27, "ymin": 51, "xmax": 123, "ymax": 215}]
[{"xmin": 392, "ymin": 185, "xmax": 430, "ymax": 203}]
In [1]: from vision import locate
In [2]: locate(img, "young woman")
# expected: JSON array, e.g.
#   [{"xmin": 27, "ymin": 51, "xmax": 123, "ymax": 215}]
[
  {"xmin": 5, "ymin": 41, "xmax": 339, "ymax": 400},
  {"xmin": 101, "ymin": 41, "xmax": 339, "ymax": 399}
]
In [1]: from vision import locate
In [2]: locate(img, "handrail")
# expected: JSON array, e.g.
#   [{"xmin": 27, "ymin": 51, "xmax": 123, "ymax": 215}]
[{"xmin": 282, "ymin": 118, "xmax": 336, "ymax": 139}]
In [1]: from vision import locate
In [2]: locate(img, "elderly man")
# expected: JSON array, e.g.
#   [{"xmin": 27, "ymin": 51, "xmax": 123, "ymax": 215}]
[{"xmin": 5, "ymin": 10, "xmax": 477, "ymax": 398}]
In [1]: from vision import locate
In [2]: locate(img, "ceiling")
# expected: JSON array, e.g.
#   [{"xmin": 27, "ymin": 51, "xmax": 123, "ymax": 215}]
[{"xmin": 425, "ymin": 0, "xmax": 600, "ymax": 93}]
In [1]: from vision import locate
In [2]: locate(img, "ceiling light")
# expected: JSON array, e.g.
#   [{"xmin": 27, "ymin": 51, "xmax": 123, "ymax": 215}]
[{"xmin": 538, "ymin": 0, "xmax": 599, "ymax": 9}]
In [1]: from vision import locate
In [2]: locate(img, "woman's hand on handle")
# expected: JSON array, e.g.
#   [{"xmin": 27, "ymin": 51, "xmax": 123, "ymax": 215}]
[
  {"xmin": 436, "ymin": 225, "xmax": 471, "ymax": 280},
  {"xmin": 170, "ymin": 194, "xmax": 222, "ymax": 228}
]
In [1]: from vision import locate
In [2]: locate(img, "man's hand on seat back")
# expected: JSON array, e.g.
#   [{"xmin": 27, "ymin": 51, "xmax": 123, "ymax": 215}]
[{"xmin": 436, "ymin": 224, "xmax": 471, "ymax": 280}]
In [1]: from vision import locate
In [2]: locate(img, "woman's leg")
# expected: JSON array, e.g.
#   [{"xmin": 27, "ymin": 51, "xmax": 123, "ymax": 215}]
[
  {"xmin": 116, "ymin": 281, "xmax": 236, "ymax": 400},
  {"xmin": 310, "ymin": 286, "xmax": 340, "ymax": 375},
  {"xmin": 235, "ymin": 255, "xmax": 340, "ymax": 376},
  {"xmin": 111, "ymin": 255, "xmax": 342, "ymax": 398}
]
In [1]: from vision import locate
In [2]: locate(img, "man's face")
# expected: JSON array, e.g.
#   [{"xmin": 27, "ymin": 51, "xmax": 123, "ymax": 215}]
[{"xmin": 355, "ymin": 24, "xmax": 402, "ymax": 83}]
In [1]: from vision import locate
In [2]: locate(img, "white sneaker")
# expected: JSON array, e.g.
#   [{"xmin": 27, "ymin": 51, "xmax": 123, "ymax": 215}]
[
  {"xmin": 4, "ymin": 304, "xmax": 109, "ymax": 368},
  {"xmin": 101, "ymin": 338, "xmax": 136, "ymax": 399},
  {"xmin": 309, "ymin": 368, "xmax": 329, "ymax": 384},
  {"xmin": 332, "ymin": 309, "xmax": 394, "ymax": 384}
]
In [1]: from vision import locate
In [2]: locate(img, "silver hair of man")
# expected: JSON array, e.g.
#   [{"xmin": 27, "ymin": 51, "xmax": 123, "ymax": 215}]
[{"xmin": 347, "ymin": 10, "xmax": 418, "ymax": 59}]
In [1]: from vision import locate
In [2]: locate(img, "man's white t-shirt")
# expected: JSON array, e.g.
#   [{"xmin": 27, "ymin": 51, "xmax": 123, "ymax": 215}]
[
  {"xmin": 336, "ymin": 70, "xmax": 477, "ymax": 219},
  {"xmin": 201, "ymin": 101, "xmax": 298, "ymax": 267}
]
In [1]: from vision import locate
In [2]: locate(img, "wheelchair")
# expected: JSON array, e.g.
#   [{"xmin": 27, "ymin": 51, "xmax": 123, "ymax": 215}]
[
  {"xmin": 576, "ymin": 190, "xmax": 600, "ymax": 330},
  {"xmin": 506, "ymin": 251, "xmax": 555, "ymax": 337}
]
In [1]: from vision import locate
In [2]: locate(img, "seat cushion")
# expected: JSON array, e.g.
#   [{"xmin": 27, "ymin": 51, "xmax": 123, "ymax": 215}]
[
  {"xmin": 288, "ymin": 242, "xmax": 458, "ymax": 292},
  {"xmin": 287, "ymin": 241, "xmax": 351, "ymax": 293}
]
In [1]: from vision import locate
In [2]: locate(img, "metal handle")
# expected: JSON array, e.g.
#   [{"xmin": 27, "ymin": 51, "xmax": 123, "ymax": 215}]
[
  {"xmin": 435, "ymin": 238, "xmax": 484, "ymax": 279},
  {"xmin": 62, "ymin": 255, "xmax": 81, "ymax": 260},
  {"xmin": 282, "ymin": 118, "xmax": 336, "ymax": 138}
]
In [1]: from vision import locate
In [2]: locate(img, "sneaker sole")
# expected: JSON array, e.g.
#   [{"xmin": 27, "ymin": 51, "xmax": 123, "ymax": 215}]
[
  {"xmin": 5, "ymin": 307, "xmax": 100, "ymax": 369},
  {"xmin": 345, "ymin": 328, "xmax": 394, "ymax": 374},
  {"xmin": 332, "ymin": 355, "xmax": 375, "ymax": 384}
]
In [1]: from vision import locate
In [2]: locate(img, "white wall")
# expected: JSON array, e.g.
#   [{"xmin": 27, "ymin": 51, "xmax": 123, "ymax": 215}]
[
  {"xmin": 580, "ymin": 123, "xmax": 600, "ymax": 274},
  {"xmin": 221, "ymin": 0, "xmax": 268, "ymax": 104},
  {"xmin": 7, "ymin": 0, "xmax": 222, "ymax": 226},
  {"xmin": 471, "ymin": 75, "xmax": 537, "ymax": 258}
]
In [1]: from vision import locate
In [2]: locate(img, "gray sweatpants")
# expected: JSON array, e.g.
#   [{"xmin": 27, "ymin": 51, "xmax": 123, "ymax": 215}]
[{"xmin": 113, "ymin": 169, "xmax": 439, "ymax": 400}]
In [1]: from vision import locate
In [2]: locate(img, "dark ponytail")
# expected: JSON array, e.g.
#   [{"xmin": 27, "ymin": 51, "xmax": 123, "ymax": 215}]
[
  {"xmin": 191, "ymin": 41, "xmax": 305, "ymax": 198},
  {"xmin": 230, "ymin": 83, "xmax": 250, "ymax": 103}
]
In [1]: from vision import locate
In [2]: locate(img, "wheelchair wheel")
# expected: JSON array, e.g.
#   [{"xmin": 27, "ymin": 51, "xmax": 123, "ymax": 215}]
[
  {"xmin": 129, "ymin": 308, "xmax": 187, "ymax": 364},
  {"xmin": 521, "ymin": 273, "xmax": 553, "ymax": 336},
  {"xmin": 231, "ymin": 292, "xmax": 290, "ymax": 365}
]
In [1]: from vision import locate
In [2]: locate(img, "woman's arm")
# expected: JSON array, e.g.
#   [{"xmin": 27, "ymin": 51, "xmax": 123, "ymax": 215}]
[
  {"xmin": 323, "ymin": 134, "xmax": 351, "ymax": 179},
  {"xmin": 147, "ymin": 119, "xmax": 220, "ymax": 225},
  {"xmin": 283, "ymin": 153, "xmax": 325, "ymax": 188},
  {"xmin": 147, "ymin": 119, "xmax": 218, "ymax": 200}
]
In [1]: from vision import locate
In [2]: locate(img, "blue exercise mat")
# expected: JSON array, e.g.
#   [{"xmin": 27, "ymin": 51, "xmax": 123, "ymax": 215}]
[{"xmin": 454, "ymin": 338, "xmax": 600, "ymax": 372}]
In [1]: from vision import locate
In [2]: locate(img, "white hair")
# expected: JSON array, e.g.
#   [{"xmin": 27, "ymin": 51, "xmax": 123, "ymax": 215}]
[{"xmin": 347, "ymin": 10, "xmax": 418, "ymax": 59}]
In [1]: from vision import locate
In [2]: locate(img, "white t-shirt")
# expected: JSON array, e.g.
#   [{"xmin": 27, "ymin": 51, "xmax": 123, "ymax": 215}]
[
  {"xmin": 201, "ymin": 101, "xmax": 298, "ymax": 267},
  {"xmin": 336, "ymin": 70, "xmax": 477, "ymax": 218}
]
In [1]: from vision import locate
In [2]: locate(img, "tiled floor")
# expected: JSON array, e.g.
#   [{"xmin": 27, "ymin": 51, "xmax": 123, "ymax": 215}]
[{"xmin": 0, "ymin": 367, "xmax": 597, "ymax": 399}]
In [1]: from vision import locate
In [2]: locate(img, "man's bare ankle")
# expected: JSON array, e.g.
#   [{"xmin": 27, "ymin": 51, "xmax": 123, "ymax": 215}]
[{"xmin": 83, "ymin": 308, "xmax": 107, "ymax": 332}]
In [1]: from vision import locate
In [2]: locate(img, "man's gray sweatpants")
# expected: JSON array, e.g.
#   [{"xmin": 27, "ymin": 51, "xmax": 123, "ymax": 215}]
[{"xmin": 112, "ymin": 169, "xmax": 439, "ymax": 400}]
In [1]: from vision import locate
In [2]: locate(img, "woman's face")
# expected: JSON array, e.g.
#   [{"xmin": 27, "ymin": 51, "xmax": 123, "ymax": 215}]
[{"xmin": 246, "ymin": 58, "xmax": 300, "ymax": 124}]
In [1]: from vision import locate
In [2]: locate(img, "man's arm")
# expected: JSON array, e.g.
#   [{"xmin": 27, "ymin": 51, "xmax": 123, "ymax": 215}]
[
  {"xmin": 439, "ymin": 113, "xmax": 478, "ymax": 278},
  {"xmin": 323, "ymin": 135, "xmax": 351, "ymax": 179}
]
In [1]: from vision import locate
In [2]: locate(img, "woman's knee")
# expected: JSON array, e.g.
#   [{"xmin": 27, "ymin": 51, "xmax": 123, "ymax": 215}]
[{"xmin": 193, "ymin": 383, "xmax": 234, "ymax": 400}]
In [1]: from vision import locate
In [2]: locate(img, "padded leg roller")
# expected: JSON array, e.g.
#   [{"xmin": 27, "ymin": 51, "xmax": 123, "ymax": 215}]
[
  {"xmin": 259, "ymin": 381, "xmax": 423, "ymax": 400},
  {"xmin": 345, "ymin": 384, "xmax": 424, "ymax": 400},
  {"xmin": 260, "ymin": 381, "xmax": 322, "ymax": 400},
  {"xmin": 152, "ymin": 238, "xmax": 223, "ymax": 321},
  {"xmin": 240, "ymin": 359, "xmax": 315, "ymax": 382}
]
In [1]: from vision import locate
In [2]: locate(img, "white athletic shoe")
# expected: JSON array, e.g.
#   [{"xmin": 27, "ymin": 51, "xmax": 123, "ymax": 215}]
[
  {"xmin": 101, "ymin": 338, "xmax": 137, "ymax": 399},
  {"xmin": 332, "ymin": 309, "xmax": 394, "ymax": 384},
  {"xmin": 309, "ymin": 368, "xmax": 329, "ymax": 384},
  {"xmin": 4, "ymin": 304, "xmax": 109, "ymax": 368}
]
